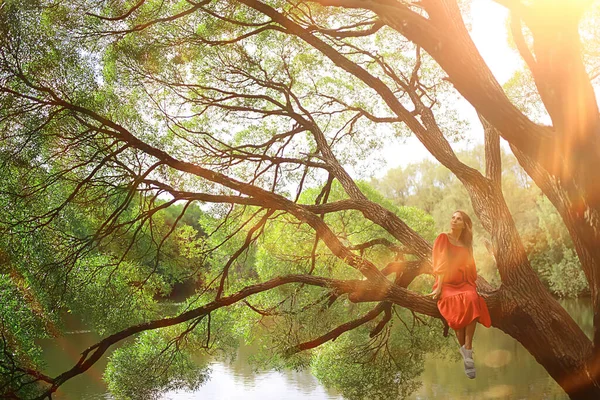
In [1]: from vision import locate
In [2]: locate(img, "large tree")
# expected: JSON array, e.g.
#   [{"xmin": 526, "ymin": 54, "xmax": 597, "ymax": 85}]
[{"xmin": 1, "ymin": 0, "xmax": 600, "ymax": 399}]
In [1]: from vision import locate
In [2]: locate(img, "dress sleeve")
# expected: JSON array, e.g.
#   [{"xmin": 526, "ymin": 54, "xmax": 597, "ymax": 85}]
[{"xmin": 432, "ymin": 233, "xmax": 449, "ymax": 275}]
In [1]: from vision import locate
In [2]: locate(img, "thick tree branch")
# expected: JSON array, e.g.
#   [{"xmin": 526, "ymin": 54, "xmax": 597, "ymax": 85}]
[
  {"xmin": 309, "ymin": 19, "xmax": 385, "ymax": 38},
  {"xmin": 235, "ymin": 0, "xmax": 482, "ymax": 261},
  {"xmin": 349, "ymin": 238, "xmax": 404, "ymax": 254},
  {"xmin": 480, "ymin": 114, "xmax": 502, "ymax": 188}
]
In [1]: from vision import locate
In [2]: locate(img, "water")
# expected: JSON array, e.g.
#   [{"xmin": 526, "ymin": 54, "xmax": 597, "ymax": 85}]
[
  {"xmin": 161, "ymin": 363, "xmax": 342, "ymax": 400},
  {"xmin": 411, "ymin": 327, "xmax": 567, "ymax": 400},
  {"xmin": 39, "ymin": 319, "xmax": 343, "ymax": 400},
  {"xmin": 40, "ymin": 299, "xmax": 591, "ymax": 399}
]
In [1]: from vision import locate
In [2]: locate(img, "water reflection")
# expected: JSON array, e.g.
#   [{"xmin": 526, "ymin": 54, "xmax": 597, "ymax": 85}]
[
  {"xmin": 39, "ymin": 327, "xmax": 112, "ymax": 400},
  {"xmin": 483, "ymin": 349, "xmax": 511, "ymax": 368},
  {"xmin": 166, "ymin": 343, "xmax": 343, "ymax": 400},
  {"xmin": 410, "ymin": 297, "xmax": 592, "ymax": 400},
  {"xmin": 40, "ymin": 327, "xmax": 342, "ymax": 400},
  {"xmin": 39, "ymin": 298, "xmax": 590, "ymax": 399},
  {"xmin": 162, "ymin": 363, "xmax": 342, "ymax": 400},
  {"xmin": 410, "ymin": 326, "xmax": 567, "ymax": 400}
]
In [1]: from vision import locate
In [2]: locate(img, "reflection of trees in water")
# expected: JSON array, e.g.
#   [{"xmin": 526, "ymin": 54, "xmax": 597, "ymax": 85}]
[
  {"xmin": 205, "ymin": 341, "xmax": 337, "ymax": 397},
  {"xmin": 560, "ymin": 298, "xmax": 593, "ymax": 340},
  {"xmin": 227, "ymin": 344, "xmax": 256, "ymax": 383},
  {"xmin": 37, "ymin": 299, "xmax": 590, "ymax": 399}
]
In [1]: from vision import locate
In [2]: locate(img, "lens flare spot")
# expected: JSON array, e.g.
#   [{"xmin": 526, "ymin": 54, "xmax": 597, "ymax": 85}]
[
  {"xmin": 484, "ymin": 349, "xmax": 512, "ymax": 368},
  {"xmin": 484, "ymin": 384, "xmax": 515, "ymax": 399}
]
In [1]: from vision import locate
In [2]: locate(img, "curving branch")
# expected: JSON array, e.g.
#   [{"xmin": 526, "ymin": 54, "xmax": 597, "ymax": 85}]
[
  {"xmin": 86, "ymin": 0, "xmax": 212, "ymax": 36},
  {"xmin": 87, "ymin": 0, "xmax": 147, "ymax": 21},
  {"xmin": 349, "ymin": 238, "xmax": 405, "ymax": 254},
  {"xmin": 286, "ymin": 302, "xmax": 388, "ymax": 354},
  {"xmin": 309, "ymin": 0, "xmax": 559, "ymax": 172},
  {"xmin": 309, "ymin": 19, "xmax": 385, "ymax": 38}
]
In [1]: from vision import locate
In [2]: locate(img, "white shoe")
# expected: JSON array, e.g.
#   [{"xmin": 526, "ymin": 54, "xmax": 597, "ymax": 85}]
[{"xmin": 460, "ymin": 345, "xmax": 476, "ymax": 379}]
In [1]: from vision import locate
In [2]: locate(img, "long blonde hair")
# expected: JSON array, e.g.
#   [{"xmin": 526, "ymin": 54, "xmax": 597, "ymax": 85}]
[{"xmin": 455, "ymin": 210, "xmax": 473, "ymax": 252}]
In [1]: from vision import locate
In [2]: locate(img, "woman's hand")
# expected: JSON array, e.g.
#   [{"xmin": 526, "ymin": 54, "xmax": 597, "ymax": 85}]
[{"xmin": 427, "ymin": 286, "xmax": 442, "ymax": 300}]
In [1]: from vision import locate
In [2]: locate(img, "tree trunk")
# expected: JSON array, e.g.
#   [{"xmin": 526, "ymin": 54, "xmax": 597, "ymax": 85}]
[
  {"xmin": 499, "ymin": 286, "xmax": 600, "ymax": 399},
  {"xmin": 455, "ymin": 147, "xmax": 600, "ymax": 398},
  {"xmin": 495, "ymin": 283, "xmax": 600, "ymax": 399}
]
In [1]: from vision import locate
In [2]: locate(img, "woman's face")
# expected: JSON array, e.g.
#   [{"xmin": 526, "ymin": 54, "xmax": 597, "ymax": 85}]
[{"xmin": 450, "ymin": 212, "xmax": 465, "ymax": 231}]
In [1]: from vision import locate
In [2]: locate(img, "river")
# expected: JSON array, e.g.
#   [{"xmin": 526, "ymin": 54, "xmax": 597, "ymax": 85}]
[{"xmin": 40, "ymin": 299, "xmax": 591, "ymax": 399}]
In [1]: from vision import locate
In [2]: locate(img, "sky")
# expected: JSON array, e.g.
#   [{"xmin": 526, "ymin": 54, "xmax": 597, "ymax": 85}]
[{"xmin": 377, "ymin": 0, "xmax": 522, "ymax": 175}]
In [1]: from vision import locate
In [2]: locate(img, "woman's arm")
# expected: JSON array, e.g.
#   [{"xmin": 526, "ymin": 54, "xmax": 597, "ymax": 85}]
[
  {"xmin": 428, "ymin": 273, "xmax": 444, "ymax": 299},
  {"xmin": 428, "ymin": 234, "xmax": 449, "ymax": 299},
  {"xmin": 432, "ymin": 233, "xmax": 449, "ymax": 275}
]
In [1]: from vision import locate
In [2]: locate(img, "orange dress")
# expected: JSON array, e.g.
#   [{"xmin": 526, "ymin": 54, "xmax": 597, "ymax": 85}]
[{"xmin": 431, "ymin": 233, "xmax": 491, "ymax": 330}]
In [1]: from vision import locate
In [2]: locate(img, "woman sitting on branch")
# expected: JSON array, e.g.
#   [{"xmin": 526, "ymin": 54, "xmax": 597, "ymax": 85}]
[{"xmin": 428, "ymin": 210, "xmax": 492, "ymax": 379}]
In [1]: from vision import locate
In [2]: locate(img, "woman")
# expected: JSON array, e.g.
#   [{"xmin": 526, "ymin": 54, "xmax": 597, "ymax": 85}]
[{"xmin": 428, "ymin": 210, "xmax": 491, "ymax": 379}]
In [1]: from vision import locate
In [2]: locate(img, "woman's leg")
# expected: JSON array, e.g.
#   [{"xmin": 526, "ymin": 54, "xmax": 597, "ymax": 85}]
[
  {"xmin": 459, "ymin": 319, "xmax": 478, "ymax": 379},
  {"xmin": 464, "ymin": 318, "xmax": 479, "ymax": 350},
  {"xmin": 455, "ymin": 328, "xmax": 466, "ymax": 347}
]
